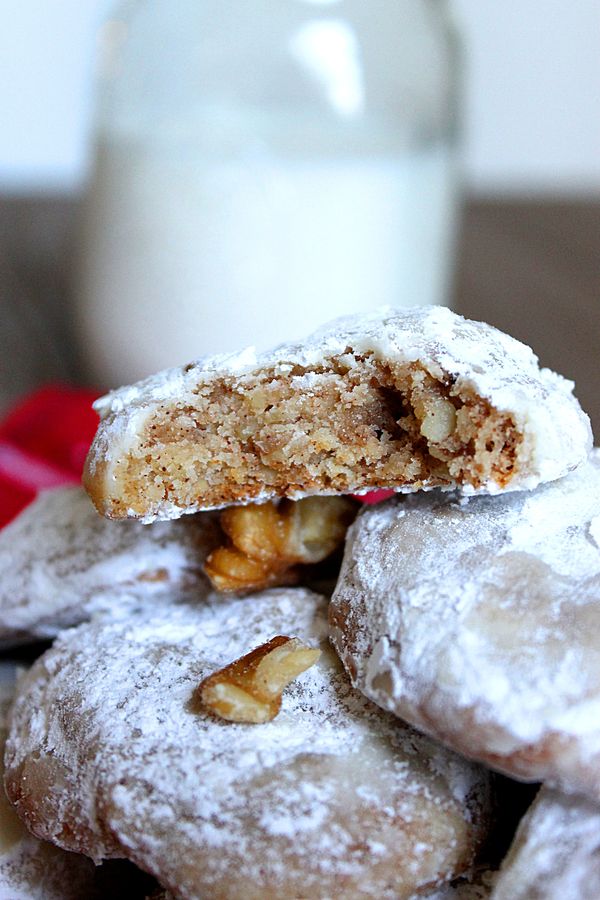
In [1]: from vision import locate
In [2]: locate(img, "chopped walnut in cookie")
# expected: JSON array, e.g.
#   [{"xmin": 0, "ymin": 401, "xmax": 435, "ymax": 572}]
[
  {"xmin": 198, "ymin": 636, "xmax": 321, "ymax": 723},
  {"xmin": 204, "ymin": 496, "xmax": 357, "ymax": 593}
]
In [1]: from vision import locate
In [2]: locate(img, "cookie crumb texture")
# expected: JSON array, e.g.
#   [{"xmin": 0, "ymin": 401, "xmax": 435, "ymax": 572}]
[
  {"xmin": 98, "ymin": 362, "xmax": 518, "ymax": 516},
  {"xmin": 5, "ymin": 589, "xmax": 492, "ymax": 900},
  {"xmin": 84, "ymin": 309, "xmax": 590, "ymax": 522}
]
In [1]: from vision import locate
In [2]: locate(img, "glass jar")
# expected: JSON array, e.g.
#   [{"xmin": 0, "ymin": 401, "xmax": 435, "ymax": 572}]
[{"xmin": 77, "ymin": 0, "xmax": 460, "ymax": 386}]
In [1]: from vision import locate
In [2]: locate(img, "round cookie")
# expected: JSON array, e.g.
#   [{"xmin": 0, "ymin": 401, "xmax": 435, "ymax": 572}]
[
  {"xmin": 330, "ymin": 450, "xmax": 600, "ymax": 798},
  {"xmin": 492, "ymin": 787, "xmax": 600, "ymax": 900},
  {"xmin": 0, "ymin": 486, "xmax": 220, "ymax": 647},
  {"xmin": 5, "ymin": 588, "xmax": 492, "ymax": 900},
  {"xmin": 0, "ymin": 674, "xmax": 97, "ymax": 899}
]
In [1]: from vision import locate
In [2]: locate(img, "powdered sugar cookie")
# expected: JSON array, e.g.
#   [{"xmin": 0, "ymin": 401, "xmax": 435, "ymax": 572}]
[
  {"xmin": 0, "ymin": 674, "xmax": 96, "ymax": 899},
  {"xmin": 83, "ymin": 307, "xmax": 590, "ymax": 522},
  {"xmin": 0, "ymin": 486, "xmax": 220, "ymax": 646},
  {"xmin": 330, "ymin": 450, "xmax": 600, "ymax": 798},
  {"xmin": 492, "ymin": 787, "xmax": 600, "ymax": 900},
  {"xmin": 5, "ymin": 588, "xmax": 492, "ymax": 900}
]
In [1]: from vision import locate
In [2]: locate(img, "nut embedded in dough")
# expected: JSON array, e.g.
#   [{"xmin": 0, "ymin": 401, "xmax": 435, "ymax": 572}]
[
  {"xmin": 417, "ymin": 397, "xmax": 457, "ymax": 443},
  {"xmin": 199, "ymin": 635, "xmax": 321, "ymax": 723}
]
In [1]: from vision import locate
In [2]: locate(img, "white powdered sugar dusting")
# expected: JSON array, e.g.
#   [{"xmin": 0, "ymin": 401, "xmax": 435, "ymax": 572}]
[
  {"xmin": 5, "ymin": 588, "xmax": 491, "ymax": 900},
  {"xmin": 330, "ymin": 449, "xmax": 600, "ymax": 796},
  {"xmin": 588, "ymin": 516, "xmax": 600, "ymax": 549},
  {"xmin": 419, "ymin": 868, "xmax": 496, "ymax": 899},
  {"xmin": 492, "ymin": 787, "xmax": 600, "ymax": 900},
  {"xmin": 0, "ymin": 486, "xmax": 220, "ymax": 646},
  {"xmin": 0, "ymin": 677, "xmax": 96, "ymax": 899},
  {"xmin": 89, "ymin": 306, "xmax": 591, "ymax": 520}
]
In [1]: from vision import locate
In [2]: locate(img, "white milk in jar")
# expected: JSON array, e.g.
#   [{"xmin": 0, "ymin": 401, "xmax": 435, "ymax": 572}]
[{"xmin": 77, "ymin": 1, "xmax": 460, "ymax": 386}]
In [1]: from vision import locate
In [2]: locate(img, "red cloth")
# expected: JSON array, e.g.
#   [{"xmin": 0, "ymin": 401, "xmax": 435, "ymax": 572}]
[
  {"xmin": 0, "ymin": 386, "xmax": 101, "ymax": 528},
  {"xmin": 351, "ymin": 489, "xmax": 395, "ymax": 505}
]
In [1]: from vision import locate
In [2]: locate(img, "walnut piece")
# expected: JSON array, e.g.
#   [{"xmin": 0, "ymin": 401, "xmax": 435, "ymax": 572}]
[
  {"xmin": 199, "ymin": 636, "xmax": 321, "ymax": 723},
  {"xmin": 416, "ymin": 397, "xmax": 457, "ymax": 443},
  {"xmin": 204, "ymin": 496, "xmax": 357, "ymax": 592}
]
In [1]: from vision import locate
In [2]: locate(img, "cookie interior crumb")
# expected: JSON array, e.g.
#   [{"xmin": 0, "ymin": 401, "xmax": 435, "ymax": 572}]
[{"xmin": 90, "ymin": 353, "xmax": 521, "ymax": 518}]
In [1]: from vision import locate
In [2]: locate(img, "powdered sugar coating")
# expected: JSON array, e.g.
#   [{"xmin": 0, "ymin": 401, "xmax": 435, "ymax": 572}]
[
  {"xmin": 492, "ymin": 788, "xmax": 600, "ymax": 900},
  {"xmin": 420, "ymin": 869, "xmax": 495, "ymax": 899},
  {"xmin": 0, "ymin": 486, "xmax": 220, "ymax": 646},
  {"xmin": 330, "ymin": 449, "xmax": 600, "ymax": 796},
  {"xmin": 5, "ymin": 588, "xmax": 491, "ymax": 900},
  {"xmin": 0, "ymin": 676, "xmax": 96, "ymax": 899},
  {"xmin": 87, "ymin": 307, "xmax": 591, "ymax": 522}
]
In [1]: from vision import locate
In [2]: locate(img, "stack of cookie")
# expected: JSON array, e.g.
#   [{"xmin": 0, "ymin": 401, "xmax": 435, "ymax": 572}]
[{"xmin": 0, "ymin": 307, "xmax": 597, "ymax": 899}]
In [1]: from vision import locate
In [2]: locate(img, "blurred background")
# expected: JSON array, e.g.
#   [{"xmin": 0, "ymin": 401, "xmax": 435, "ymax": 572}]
[
  {"xmin": 1, "ymin": 0, "xmax": 599, "ymax": 195},
  {"xmin": 1, "ymin": 1, "xmax": 599, "ymax": 429}
]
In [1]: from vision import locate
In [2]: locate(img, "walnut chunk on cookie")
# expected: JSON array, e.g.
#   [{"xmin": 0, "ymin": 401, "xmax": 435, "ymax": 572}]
[{"xmin": 199, "ymin": 635, "xmax": 321, "ymax": 723}]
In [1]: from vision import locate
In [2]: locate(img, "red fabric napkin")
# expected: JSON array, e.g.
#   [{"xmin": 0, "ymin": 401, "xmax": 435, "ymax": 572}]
[
  {"xmin": 0, "ymin": 386, "xmax": 101, "ymax": 528},
  {"xmin": 351, "ymin": 489, "xmax": 395, "ymax": 505}
]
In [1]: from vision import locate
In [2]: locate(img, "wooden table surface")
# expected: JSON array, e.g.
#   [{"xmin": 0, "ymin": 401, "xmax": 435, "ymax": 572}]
[{"xmin": 0, "ymin": 196, "xmax": 598, "ymax": 436}]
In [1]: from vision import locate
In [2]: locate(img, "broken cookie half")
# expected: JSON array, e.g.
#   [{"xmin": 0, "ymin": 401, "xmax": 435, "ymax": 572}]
[{"xmin": 84, "ymin": 307, "xmax": 591, "ymax": 522}]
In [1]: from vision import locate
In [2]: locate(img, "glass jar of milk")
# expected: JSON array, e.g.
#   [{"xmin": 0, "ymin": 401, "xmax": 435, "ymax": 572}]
[{"xmin": 78, "ymin": 0, "xmax": 460, "ymax": 386}]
